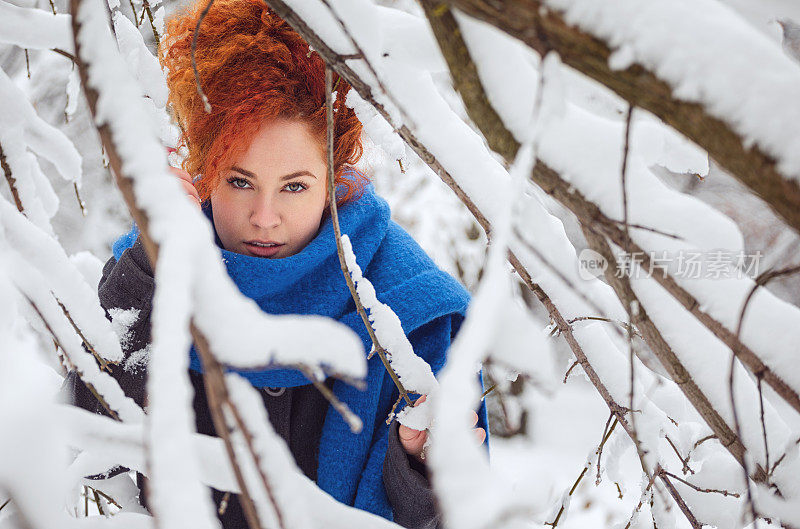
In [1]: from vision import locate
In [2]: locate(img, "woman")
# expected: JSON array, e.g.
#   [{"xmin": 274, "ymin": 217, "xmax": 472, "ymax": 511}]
[{"xmin": 67, "ymin": 0, "xmax": 489, "ymax": 527}]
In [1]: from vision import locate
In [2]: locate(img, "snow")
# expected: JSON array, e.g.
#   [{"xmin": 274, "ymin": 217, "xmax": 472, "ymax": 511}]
[
  {"xmin": 535, "ymin": 95, "xmax": 800, "ymax": 438},
  {"xmin": 454, "ymin": 10, "xmax": 540, "ymax": 143},
  {"xmin": 340, "ymin": 233, "xmax": 438, "ymax": 429},
  {"xmin": 0, "ymin": 68, "xmax": 83, "ymax": 186},
  {"xmin": 4, "ymin": 0, "xmax": 800, "ymax": 525},
  {"xmin": 145, "ymin": 237, "xmax": 220, "ymax": 529},
  {"xmin": 0, "ymin": 199, "xmax": 124, "ymax": 364},
  {"xmin": 427, "ymin": 176, "xmax": 541, "ymax": 529},
  {"xmin": 108, "ymin": 307, "xmax": 139, "ymax": 350},
  {"xmin": 0, "ymin": 1, "xmax": 73, "ymax": 52},
  {"xmin": 542, "ymin": 0, "xmax": 800, "ymax": 181},
  {"xmin": 111, "ymin": 10, "xmax": 168, "ymax": 108},
  {"xmin": 345, "ymin": 90, "xmax": 405, "ymax": 163},
  {"xmin": 224, "ymin": 374, "xmax": 314, "ymax": 529}
]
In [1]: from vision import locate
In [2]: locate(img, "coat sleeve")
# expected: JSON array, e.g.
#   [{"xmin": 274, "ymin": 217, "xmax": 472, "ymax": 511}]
[
  {"xmin": 380, "ymin": 315, "xmax": 490, "ymax": 529},
  {"xmin": 61, "ymin": 237, "xmax": 155, "ymax": 422}
]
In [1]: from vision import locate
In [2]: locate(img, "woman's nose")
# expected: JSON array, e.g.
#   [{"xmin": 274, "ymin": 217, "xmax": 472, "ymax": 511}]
[{"xmin": 250, "ymin": 195, "xmax": 281, "ymax": 229}]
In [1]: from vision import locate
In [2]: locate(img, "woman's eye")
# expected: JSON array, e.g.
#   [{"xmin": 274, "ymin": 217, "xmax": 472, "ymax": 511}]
[
  {"xmin": 284, "ymin": 182, "xmax": 307, "ymax": 193},
  {"xmin": 227, "ymin": 176, "xmax": 251, "ymax": 189}
]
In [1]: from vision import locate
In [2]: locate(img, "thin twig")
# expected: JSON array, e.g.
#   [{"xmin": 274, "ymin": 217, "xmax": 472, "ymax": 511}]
[
  {"xmin": 92, "ymin": 488, "xmax": 106, "ymax": 516},
  {"xmin": 223, "ymin": 402, "xmax": 287, "ymax": 529},
  {"xmin": 140, "ymin": 0, "xmax": 160, "ymax": 49},
  {"xmin": 693, "ymin": 434, "xmax": 717, "ymax": 449},
  {"xmin": 316, "ymin": 0, "xmax": 415, "ymax": 130},
  {"xmin": 546, "ymin": 416, "xmax": 618, "ymax": 527},
  {"xmin": 92, "ymin": 488, "xmax": 122, "ymax": 509},
  {"xmin": 20, "ymin": 292, "xmax": 120, "ymax": 420},
  {"xmin": 662, "ymin": 470, "xmax": 741, "ymax": 498},
  {"xmin": 728, "ymin": 349, "xmax": 757, "ymax": 526},
  {"xmin": 0, "ymin": 498, "xmax": 9, "ymax": 513},
  {"xmin": 596, "ymin": 414, "xmax": 615, "ymax": 485},
  {"xmin": 192, "ymin": 327, "xmax": 263, "ymax": 529},
  {"xmin": 620, "ymin": 106, "xmax": 646, "ymax": 480},
  {"xmin": 298, "ymin": 366, "xmax": 362, "ymax": 432},
  {"xmin": 665, "ymin": 435, "xmax": 694, "ymax": 475},
  {"xmin": 24, "ymin": 49, "xmax": 31, "ymax": 79},
  {"xmin": 608, "ymin": 219, "xmax": 684, "ymax": 241},
  {"xmin": 52, "ymin": 48, "xmax": 77, "ymax": 62},
  {"xmin": 129, "ymin": 0, "xmax": 139, "ymax": 27},
  {"xmin": 56, "ymin": 299, "xmax": 113, "ymax": 372},
  {"xmin": 565, "ymin": 316, "xmax": 639, "ymax": 339},
  {"xmin": 758, "ymin": 377, "xmax": 770, "ymax": 476},
  {"xmin": 563, "ymin": 360, "xmax": 579, "ymax": 383},
  {"xmin": 482, "ymin": 365, "xmax": 520, "ymax": 435},
  {"xmin": 1, "ymin": 140, "xmax": 25, "ymax": 212},
  {"xmin": 191, "ymin": 0, "xmax": 214, "ymax": 113},
  {"xmin": 325, "ymin": 67, "xmax": 413, "ymax": 410},
  {"xmin": 74, "ymin": 182, "xmax": 87, "ymax": 216},
  {"xmin": 622, "ymin": 466, "xmax": 659, "ymax": 529}
]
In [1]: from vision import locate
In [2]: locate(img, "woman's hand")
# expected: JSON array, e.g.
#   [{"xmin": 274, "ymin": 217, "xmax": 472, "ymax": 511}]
[
  {"xmin": 169, "ymin": 166, "xmax": 201, "ymax": 208},
  {"xmin": 398, "ymin": 395, "xmax": 486, "ymax": 463}
]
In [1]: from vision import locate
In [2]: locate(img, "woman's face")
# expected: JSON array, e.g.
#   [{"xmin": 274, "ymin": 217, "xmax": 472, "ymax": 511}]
[{"xmin": 211, "ymin": 117, "xmax": 328, "ymax": 259}]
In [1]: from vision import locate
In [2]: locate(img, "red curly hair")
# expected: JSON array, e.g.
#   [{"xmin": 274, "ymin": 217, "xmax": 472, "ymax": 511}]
[{"xmin": 159, "ymin": 0, "xmax": 367, "ymax": 203}]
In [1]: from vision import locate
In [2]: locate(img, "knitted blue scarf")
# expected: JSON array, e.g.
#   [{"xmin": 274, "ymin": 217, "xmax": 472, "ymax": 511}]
[{"xmin": 113, "ymin": 182, "xmax": 489, "ymax": 520}]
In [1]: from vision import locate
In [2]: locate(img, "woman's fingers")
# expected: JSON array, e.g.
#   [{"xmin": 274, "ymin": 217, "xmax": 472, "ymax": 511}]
[
  {"xmin": 168, "ymin": 166, "xmax": 201, "ymax": 207},
  {"xmin": 398, "ymin": 423, "xmax": 427, "ymax": 457},
  {"xmin": 474, "ymin": 427, "xmax": 486, "ymax": 445}
]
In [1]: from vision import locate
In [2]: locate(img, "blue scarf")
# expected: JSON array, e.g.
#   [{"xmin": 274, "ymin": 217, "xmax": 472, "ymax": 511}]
[{"xmin": 113, "ymin": 182, "xmax": 488, "ymax": 519}]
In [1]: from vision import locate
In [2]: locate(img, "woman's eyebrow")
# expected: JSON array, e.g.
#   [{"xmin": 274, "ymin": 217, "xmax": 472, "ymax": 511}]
[
  {"xmin": 280, "ymin": 170, "xmax": 317, "ymax": 181},
  {"xmin": 230, "ymin": 166, "xmax": 316, "ymax": 180}
]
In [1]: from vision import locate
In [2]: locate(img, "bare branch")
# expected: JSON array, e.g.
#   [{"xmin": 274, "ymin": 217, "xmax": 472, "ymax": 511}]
[
  {"xmin": 140, "ymin": 0, "xmax": 160, "ymax": 49},
  {"xmin": 546, "ymin": 416, "xmax": 618, "ymax": 528},
  {"xmin": 664, "ymin": 435, "xmax": 694, "ymax": 475},
  {"xmin": 74, "ymin": 182, "xmax": 87, "ymax": 216},
  {"xmin": 662, "ymin": 470, "xmax": 741, "ymax": 498},
  {"xmin": 0, "ymin": 140, "xmax": 25, "ymax": 213},
  {"xmin": 622, "ymin": 466, "xmax": 659, "ymax": 529},
  {"xmin": 191, "ymin": 327, "xmax": 264, "ymax": 529},
  {"xmin": 191, "ymin": 0, "xmax": 215, "ymax": 113}
]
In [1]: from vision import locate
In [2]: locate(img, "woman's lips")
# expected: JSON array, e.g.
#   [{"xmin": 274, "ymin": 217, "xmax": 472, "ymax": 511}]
[{"xmin": 244, "ymin": 242, "xmax": 284, "ymax": 258}]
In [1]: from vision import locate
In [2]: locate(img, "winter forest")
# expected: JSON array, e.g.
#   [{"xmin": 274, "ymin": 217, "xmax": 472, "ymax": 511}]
[{"xmin": 2, "ymin": 0, "xmax": 800, "ymax": 527}]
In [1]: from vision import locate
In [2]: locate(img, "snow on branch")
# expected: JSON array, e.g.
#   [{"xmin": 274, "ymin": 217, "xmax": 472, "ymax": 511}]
[
  {"xmin": 0, "ymin": 198, "xmax": 123, "ymax": 366},
  {"xmin": 0, "ymin": 67, "xmax": 82, "ymax": 190},
  {"xmin": 145, "ymin": 237, "xmax": 220, "ymax": 529},
  {"xmin": 424, "ymin": 0, "xmax": 800, "ymax": 481},
  {"xmin": 446, "ymin": 0, "xmax": 800, "ymax": 235},
  {"xmin": 267, "ymin": 1, "xmax": 800, "ymax": 526},
  {"xmin": 0, "ymin": 0, "xmax": 74, "ymax": 52}
]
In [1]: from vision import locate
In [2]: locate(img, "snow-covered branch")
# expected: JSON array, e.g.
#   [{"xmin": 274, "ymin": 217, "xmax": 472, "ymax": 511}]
[{"xmin": 445, "ymin": 0, "xmax": 800, "ymax": 236}]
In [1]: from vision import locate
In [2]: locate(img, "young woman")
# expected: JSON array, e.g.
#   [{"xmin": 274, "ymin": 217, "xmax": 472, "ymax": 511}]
[{"xmin": 67, "ymin": 0, "xmax": 489, "ymax": 527}]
